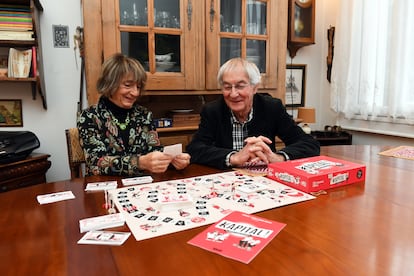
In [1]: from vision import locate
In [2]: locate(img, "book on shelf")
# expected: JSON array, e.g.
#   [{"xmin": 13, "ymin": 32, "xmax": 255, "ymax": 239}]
[
  {"xmin": 0, "ymin": 23, "xmax": 33, "ymax": 31},
  {"xmin": 31, "ymin": 46, "xmax": 37, "ymax": 77},
  {"xmin": 0, "ymin": 30, "xmax": 34, "ymax": 40},
  {"xmin": 7, "ymin": 48, "xmax": 32, "ymax": 78},
  {"xmin": 0, "ymin": 4, "xmax": 32, "ymax": 31},
  {"xmin": 0, "ymin": 4, "xmax": 31, "ymax": 12}
]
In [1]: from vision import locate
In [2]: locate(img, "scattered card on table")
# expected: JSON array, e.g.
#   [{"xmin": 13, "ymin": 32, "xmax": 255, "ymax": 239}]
[
  {"xmin": 121, "ymin": 176, "xmax": 153, "ymax": 186},
  {"xmin": 37, "ymin": 191, "xmax": 75, "ymax": 204},
  {"xmin": 79, "ymin": 213, "xmax": 125, "ymax": 233},
  {"xmin": 77, "ymin": 230, "xmax": 131, "ymax": 246},
  {"xmin": 85, "ymin": 181, "xmax": 118, "ymax": 191}
]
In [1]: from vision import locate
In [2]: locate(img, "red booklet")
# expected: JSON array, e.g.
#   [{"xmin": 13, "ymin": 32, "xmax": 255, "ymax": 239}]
[
  {"xmin": 31, "ymin": 46, "xmax": 37, "ymax": 77},
  {"xmin": 188, "ymin": 211, "xmax": 286, "ymax": 264}
]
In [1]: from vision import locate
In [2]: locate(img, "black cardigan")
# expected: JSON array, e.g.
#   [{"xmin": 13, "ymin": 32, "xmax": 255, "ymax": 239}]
[{"xmin": 186, "ymin": 94, "xmax": 320, "ymax": 169}]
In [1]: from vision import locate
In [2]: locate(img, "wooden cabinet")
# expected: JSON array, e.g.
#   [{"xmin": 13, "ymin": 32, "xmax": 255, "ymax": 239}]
[
  {"xmin": 0, "ymin": 153, "xmax": 51, "ymax": 192},
  {"xmin": 82, "ymin": 0, "xmax": 287, "ymax": 105},
  {"xmin": 0, "ymin": 0, "xmax": 46, "ymax": 109},
  {"xmin": 157, "ymin": 126, "xmax": 197, "ymax": 151}
]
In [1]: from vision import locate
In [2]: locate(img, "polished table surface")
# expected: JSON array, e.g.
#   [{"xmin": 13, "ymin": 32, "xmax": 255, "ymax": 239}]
[{"xmin": 1, "ymin": 145, "xmax": 414, "ymax": 276}]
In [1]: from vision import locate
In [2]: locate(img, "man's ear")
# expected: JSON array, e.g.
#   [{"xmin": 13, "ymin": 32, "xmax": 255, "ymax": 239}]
[{"xmin": 252, "ymin": 84, "xmax": 259, "ymax": 94}]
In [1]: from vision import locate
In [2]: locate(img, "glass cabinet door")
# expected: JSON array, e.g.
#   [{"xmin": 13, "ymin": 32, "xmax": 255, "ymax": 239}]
[
  {"xmin": 103, "ymin": 0, "xmax": 203, "ymax": 92},
  {"xmin": 220, "ymin": 0, "xmax": 266, "ymax": 72},
  {"xmin": 98, "ymin": 0, "xmax": 283, "ymax": 96},
  {"xmin": 206, "ymin": 0, "xmax": 279, "ymax": 91},
  {"xmin": 119, "ymin": 0, "xmax": 180, "ymax": 73}
]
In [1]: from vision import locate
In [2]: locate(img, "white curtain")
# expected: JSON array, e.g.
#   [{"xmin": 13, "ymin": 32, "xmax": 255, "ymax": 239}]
[{"xmin": 330, "ymin": 0, "xmax": 414, "ymax": 124}]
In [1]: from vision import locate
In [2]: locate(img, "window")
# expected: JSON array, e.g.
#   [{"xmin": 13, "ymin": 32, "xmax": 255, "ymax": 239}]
[{"xmin": 330, "ymin": 0, "xmax": 414, "ymax": 135}]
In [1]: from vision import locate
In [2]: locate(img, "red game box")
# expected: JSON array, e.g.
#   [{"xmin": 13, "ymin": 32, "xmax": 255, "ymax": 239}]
[{"xmin": 267, "ymin": 155, "xmax": 366, "ymax": 193}]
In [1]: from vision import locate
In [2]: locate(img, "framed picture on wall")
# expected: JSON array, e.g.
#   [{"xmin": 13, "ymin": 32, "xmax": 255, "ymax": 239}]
[
  {"xmin": 285, "ymin": 64, "xmax": 306, "ymax": 107},
  {"xmin": 0, "ymin": 99, "xmax": 23, "ymax": 127},
  {"xmin": 52, "ymin": 25, "xmax": 70, "ymax": 48}
]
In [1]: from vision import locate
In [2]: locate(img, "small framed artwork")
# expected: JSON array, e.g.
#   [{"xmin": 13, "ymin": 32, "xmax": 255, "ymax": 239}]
[
  {"xmin": 52, "ymin": 25, "xmax": 70, "ymax": 48},
  {"xmin": 285, "ymin": 64, "xmax": 306, "ymax": 107},
  {"xmin": 0, "ymin": 99, "xmax": 23, "ymax": 127}
]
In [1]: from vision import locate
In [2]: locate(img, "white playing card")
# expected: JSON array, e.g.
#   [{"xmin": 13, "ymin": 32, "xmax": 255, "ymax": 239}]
[
  {"xmin": 163, "ymin": 143, "xmax": 182, "ymax": 157},
  {"xmin": 37, "ymin": 191, "xmax": 75, "ymax": 204},
  {"xmin": 77, "ymin": 230, "xmax": 130, "ymax": 246},
  {"xmin": 79, "ymin": 213, "xmax": 125, "ymax": 233},
  {"xmin": 85, "ymin": 181, "xmax": 118, "ymax": 191},
  {"xmin": 121, "ymin": 176, "xmax": 153, "ymax": 186}
]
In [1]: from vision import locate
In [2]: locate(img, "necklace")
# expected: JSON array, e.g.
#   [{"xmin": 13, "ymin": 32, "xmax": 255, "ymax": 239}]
[{"xmin": 113, "ymin": 113, "xmax": 130, "ymax": 130}]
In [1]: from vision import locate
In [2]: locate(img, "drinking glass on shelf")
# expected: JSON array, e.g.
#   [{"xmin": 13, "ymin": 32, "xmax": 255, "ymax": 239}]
[
  {"xmin": 121, "ymin": 10, "xmax": 130, "ymax": 25},
  {"xmin": 155, "ymin": 11, "xmax": 171, "ymax": 28},
  {"xmin": 132, "ymin": 3, "xmax": 140, "ymax": 25}
]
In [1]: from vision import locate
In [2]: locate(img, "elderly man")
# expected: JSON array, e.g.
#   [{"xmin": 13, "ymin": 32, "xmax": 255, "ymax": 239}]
[{"xmin": 186, "ymin": 58, "xmax": 319, "ymax": 169}]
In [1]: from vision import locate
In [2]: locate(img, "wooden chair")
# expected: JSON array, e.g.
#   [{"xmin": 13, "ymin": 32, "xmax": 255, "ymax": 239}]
[{"xmin": 65, "ymin": 128, "xmax": 85, "ymax": 178}]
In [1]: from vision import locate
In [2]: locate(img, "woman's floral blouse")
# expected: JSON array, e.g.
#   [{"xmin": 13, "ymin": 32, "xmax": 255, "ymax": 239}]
[{"xmin": 77, "ymin": 97, "xmax": 162, "ymax": 176}]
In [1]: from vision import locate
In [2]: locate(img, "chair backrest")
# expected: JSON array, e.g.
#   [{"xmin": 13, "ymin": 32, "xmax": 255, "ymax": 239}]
[{"xmin": 65, "ymin": 128, "xmax": 85, "ymax": 178}]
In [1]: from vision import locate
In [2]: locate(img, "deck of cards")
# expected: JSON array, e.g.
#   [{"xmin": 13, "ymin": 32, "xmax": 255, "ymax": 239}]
[
  {"xmin": 77, "ymin": 230, "xmax": 131, "ymax": 246},
  {"xmin": 36, "ymin": 191, "xmax": 75, "ymax": 204},
  {"xmin": 85, "ymin": 181, "xmax": 118, "ymax": 191},
  {"xmin": 79, "ymin": 213, "xmax": 125, "ymax": 233},
  {"xmin": 121, "ymin": 176, "xmax": 153, "ymax": 186}
]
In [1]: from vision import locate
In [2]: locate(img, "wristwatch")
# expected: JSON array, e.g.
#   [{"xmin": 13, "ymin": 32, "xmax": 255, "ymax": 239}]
[
  {"xmin": 225, "ymin": 151, "xmax": 237, "ymax": 167},
  {"xmin": 276, "ymin": 151, "xmax": 290, "ymax": 161}
]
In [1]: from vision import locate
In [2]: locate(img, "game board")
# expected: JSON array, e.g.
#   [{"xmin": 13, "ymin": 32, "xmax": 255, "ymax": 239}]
[
  {"xmin": 379, "ymin": 146, "xmax": 414, "ymax": 160},
  {"xmin": 108, "ymin": 171, "xmax": 315, "ymax": 241}
]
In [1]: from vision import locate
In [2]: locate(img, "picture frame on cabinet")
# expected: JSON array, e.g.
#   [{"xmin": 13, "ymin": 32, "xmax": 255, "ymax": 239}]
[
  {"xmin": 0, "ymin": 99, "xmax": 23, "ymax": 127},
  {"xmin": 285, "ymin": 64, "xmax": 306, "ymax": 107}
]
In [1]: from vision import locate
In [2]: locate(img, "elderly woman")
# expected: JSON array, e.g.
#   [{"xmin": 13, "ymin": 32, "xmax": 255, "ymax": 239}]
[
  {"xmin": 78, "ymin": 53, "xmax": 190, "ymax": 176},
  {"xmin": 187, "ymin": 57, "xmax": 319, "ymax": 169}
]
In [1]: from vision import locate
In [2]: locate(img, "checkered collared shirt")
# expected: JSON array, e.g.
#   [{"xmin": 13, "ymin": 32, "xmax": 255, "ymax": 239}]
[
  {"xmin": 230, "ymin": 108, "xmax": 254, "ymax": 150},
  {"xmin": 225, "ymin": 108, "xmax": 254, "ymax": 167}
]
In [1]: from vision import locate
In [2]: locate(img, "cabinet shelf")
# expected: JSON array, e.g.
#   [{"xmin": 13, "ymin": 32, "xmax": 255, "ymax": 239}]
[
  {"xmin": 0, "ymin": 77, "xmax": 37, "ymax": 82},
  {"xmin": 0, "ymin": 40, "xmax": 36, "ymax": 47},
  {"xmin": 157, "ymin": 125, "xmax": 198, "ymax": 133},
  {"xmin": 0, "ymin": 76, "xmax": 46, "ymax": 109},
  {"xmin": 0, "ymin": 0, "xmax": 46, "ymax": 110}
]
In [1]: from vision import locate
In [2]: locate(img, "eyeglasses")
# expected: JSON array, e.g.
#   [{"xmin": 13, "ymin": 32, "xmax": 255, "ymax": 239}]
[{"xmin": 222, "ymin": 82, "xmax": 251, "ymax": 92}]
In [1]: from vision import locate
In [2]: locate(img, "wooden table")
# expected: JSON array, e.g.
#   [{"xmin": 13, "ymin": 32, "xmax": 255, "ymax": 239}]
[
  {"xmin": 1, "ymin": 145, "xmax": 413, "ymax": 275},
  {"xmin": 0, "ymin": 153, "xmax": 51, "ymax": 192}
]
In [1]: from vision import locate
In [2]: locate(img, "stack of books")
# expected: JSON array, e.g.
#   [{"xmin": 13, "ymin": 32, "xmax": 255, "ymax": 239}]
[{"xmin": 0, "ymin": 4, "xmax": 34, "ymax": 41}]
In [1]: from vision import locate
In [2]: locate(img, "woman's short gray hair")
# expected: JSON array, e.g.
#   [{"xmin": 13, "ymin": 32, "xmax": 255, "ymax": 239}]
[
  {"xmin": 217, "ymin": 57, "xmax": 261, "ymax": 86},
  {"xmin": 96, "ymin": 53, "xmax": 147, "ymax": 97}
]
